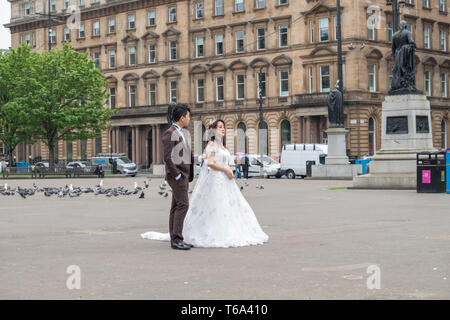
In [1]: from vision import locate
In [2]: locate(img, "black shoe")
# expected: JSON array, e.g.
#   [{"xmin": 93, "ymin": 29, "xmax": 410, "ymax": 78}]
[
  {"xmin": 182, "ymin": 241, "xmax": 194, "ymax": 248},
  {"xmin": 171, "ymin": 241, "xmax": 190, "ymax": 250}
]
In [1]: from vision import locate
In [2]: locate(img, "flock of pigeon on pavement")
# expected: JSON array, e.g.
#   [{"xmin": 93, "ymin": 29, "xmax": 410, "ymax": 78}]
[{"xmin": 0, "ymin": 178, "xmax": 264, "ymax": 199}]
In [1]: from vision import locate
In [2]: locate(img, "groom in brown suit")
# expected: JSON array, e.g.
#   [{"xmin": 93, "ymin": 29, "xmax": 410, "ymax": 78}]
[{"xmin": 162, "ymin": 104, "xmax": 194, "ymax": 250}]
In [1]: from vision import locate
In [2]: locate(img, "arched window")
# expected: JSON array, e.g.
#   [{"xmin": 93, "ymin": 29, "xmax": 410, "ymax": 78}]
[
  {"xmin": 369, "ymin": 117, "xmax": 376, "ymax": 156},
  {"xmin": 258, "ymin": 120, "xmax": 268, "ymax": 155},
  {"xmin": 80, "ymin": 140, "xmax": 87, "ymax": 160},
  {"xmin": 237, "ymin": 122, "xmax": 247, "ymax": 154},
  {"xmin": 95, "ymin": 136, "xmax": 102, "ymax": 156},
  {"xmin": 441, "ymin": 119, "xmax": 447, "ymax": 149},
  {"xmin": 127, "ymin": 131, "xmax": 132, "ymax": 160},
  {"xmin": 280, "ymin": 119, "xmax": 291, "ymax": 148}
]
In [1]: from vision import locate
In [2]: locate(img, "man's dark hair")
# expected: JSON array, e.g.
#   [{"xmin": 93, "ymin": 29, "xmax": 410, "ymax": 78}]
[{"xmin": 171, "ymin": 104, "xmax": 191, "ymax": 122}]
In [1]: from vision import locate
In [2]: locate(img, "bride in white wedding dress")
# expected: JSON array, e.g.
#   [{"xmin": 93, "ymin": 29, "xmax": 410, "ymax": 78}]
[{"xmin": 141, "ymin": 119, "xmax": 269, "ymax": 248}]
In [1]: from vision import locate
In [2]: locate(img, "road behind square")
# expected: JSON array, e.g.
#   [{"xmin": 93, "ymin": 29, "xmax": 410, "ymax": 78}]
[{"xmin": 0, "ymin": 177, "xmax": 449, "ymax": 299}]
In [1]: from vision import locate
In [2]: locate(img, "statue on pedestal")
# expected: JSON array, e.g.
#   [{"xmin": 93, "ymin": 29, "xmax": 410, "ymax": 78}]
[
  {"xmin": 388, "ymin": 20, "xmax": 422, "ymax": 95},
  {"xmin": 327, "ymin": 80, "xmax": 344, "ymax": 128}
]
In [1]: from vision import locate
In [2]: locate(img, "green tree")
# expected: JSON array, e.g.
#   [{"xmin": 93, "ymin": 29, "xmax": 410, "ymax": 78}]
[
  {"xmin": 0, "ymin": 44, "xmax": 35, "ymax": 167},
  {"xmin": 26, "ymin": 43, "xmax": 115, "ymax": 171}
]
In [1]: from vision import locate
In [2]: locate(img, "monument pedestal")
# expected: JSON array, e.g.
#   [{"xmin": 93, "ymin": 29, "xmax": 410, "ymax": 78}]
[
  {"xmin": 353, "ymin": 94, "xmax": 435, "ymax": 189},
  {"xmin": 312, "ymin": 128, "xmax": 362, "ymax": 179}
]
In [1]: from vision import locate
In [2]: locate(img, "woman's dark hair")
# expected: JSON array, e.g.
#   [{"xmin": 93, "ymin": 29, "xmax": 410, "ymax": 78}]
[
  {"xmin": 207, "ymin": 119, "xmax": 226, "ymax": 147},
  {"xmin": 169, "ymin": 103, "xmax": 191, "ymax": 123}
]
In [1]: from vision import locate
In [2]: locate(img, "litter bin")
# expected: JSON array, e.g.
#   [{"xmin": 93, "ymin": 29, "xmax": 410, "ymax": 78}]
[
  {"xmin": 356, "ymin": 159, "xmax": 372, "ymax": 174},
  {"xmin": 16, "ymin": 162, "xmax": 29, "ymax": 174},
  {"xmin": 416, "ymin": 152, "xmax": 446, "ymax": 193},
  {"xmin": 446, "ymin": 149, "xmax": 450, "ymax": 194},
  {"xmin": 306, "ymin": 160, "xmax": 315, "ymax": 177}
]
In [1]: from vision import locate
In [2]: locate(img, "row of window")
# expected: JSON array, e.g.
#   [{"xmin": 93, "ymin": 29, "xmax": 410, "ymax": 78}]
[
  {"xmin": 366, "ymin": 63, "xmax": 449, "ymax": 97},
  {"xmin": 17, "ymin": 0, "xmax": 289, "ymax": 19},
  {"xmin": 108, "ymin": 70, "xmax": 291, "ymax": 109},
  {"xmin": 422, "ymin": 0, "xmax": 448, "ymax": 12},
  {"xmin": 423, "ymin": 71, "xmax": 448, "ymax": 97},
  {"xmin": 194, "ymin": 0, "xmax": 288, "ymax": 19},
  {"xmin": 49, "ymin": 22, "xmax": 290, "ymax": 59},
  {"xmin": 378, "ymin": 20, "xmax": 448, "ymax": 52},
  {"xmin": 41, "ymin": 26, "xmax": 290, "ymax": 68},
  {"xmin": 401, "ymin": 0, "xmax": 447, "ymax": 12}
]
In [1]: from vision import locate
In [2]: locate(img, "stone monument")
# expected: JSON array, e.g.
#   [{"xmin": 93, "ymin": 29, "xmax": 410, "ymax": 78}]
[
  {"xmin": 312, "ymin": 81, "xmax": 362, "ymax": 179},
  {"xmin": 353, "ymin": 21, "xmax": 435, "ymax": 189}
]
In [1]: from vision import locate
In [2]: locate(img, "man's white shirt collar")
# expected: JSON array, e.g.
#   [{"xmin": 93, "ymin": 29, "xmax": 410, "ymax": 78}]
[{"xmin": 173, "ymin": 123, "xmax": 187, "ymax": 145}]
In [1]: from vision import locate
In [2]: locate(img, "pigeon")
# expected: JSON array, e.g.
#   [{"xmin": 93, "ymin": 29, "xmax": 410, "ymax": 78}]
[
  {"xmin": 240, "ymin": 186, "xmax": 244, "ymax": 191},
  {"xmin": 158, "ymin": 191, "xmax": 165, "ymax": 195},
  {"xmin": 18, "ymin": 190, "xmax": 27, "ymax": 199},
  {"xmin": 139, "ymin": 191, "xmax": 145, "ymax": 199},
  {"xmin": 163, "ymin": 192, "xmax": 168, "ymax": 198},
  {"xmin": 244, "ymin": 181, "xmax": 249, "ymax": 187},
  {"xmin": 144, "ymin": 180, "xmax": 149, "ymax": 189}
]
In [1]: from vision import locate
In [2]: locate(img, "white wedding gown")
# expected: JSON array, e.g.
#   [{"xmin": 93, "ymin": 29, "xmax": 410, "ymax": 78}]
[{"xmin": 141, "ymin": 143, "xmax": 269, "ymax": 248}]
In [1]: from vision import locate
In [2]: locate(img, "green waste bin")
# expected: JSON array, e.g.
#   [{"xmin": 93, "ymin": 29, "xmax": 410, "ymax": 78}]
[{"xmin": 416, "ymin": 152, "xmax": 446, "ymax": 193}]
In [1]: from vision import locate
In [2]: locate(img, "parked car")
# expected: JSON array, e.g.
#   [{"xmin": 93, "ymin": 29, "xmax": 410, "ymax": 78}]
[
  {"xmin": 280, "ymin": 144, "xmax": 327, "ymax": 179},
  {"xmin": 92, "ymin": 153, "xmax": 138, "ymax": 177},
  {"xmin": 34, "ymin": 162, "xmax": 50, "ymax": 173},
  {"xmin": 195, "ymin": 153, "xmax": 281, "ymax": 178},
  {"xmin": 66, "ymin": 161, "xmax": 93, "ymax": 174}
]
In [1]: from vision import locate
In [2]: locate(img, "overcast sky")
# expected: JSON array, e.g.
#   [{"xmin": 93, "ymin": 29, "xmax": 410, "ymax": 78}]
[{"xmin": 0, "ymin": 0, "xmax": 11, "ymax": 49}]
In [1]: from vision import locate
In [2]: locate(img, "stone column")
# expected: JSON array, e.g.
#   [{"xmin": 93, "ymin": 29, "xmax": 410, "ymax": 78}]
[
  {"xmin": 132, "ymin": 126, "xmax": 137, "ymax": 163},
  {"xmin": 298, "ymin": 116, "xmax": 303, "ymax": 143},
  {"xmin": 155, "ymin": 124, "xmax": 161, "ymax": 164},
  {"xmin": 115, "ymin": 127, "xmax": 120, "ymax": 153},
  {"xmin": 305, "ymin": 117, "xmax": 311, "ymax": 143},
  {"xmin": 135, "ymin": 126, "xmax": 140, "ymax": 167},
  {"xmin": 152, "ymin": 125, "xmax": 157, "ymax": 166}
]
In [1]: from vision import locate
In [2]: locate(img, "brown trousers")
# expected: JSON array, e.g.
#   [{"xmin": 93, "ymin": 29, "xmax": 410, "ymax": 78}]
[{"xmin": 167, "ymin": 174, "xmax": 189, "ymax": 243}]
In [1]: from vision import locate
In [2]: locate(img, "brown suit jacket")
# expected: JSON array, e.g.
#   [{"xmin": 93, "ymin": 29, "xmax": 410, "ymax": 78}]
[{"xmin": 162, "ymin": 125, "xmax": 194, "ymax": 182}]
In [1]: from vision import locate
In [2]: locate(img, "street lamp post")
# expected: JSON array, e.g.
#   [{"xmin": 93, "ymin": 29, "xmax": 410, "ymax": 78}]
[
  {"xmin": 36, "ymin": 0, "xmax": 66, "ymax": 51},
  {"xmin": 386, "ymin": 0, "xmax": 407, "ymax": 33},
  {"xmin": 258, "ymin": 66, "xmax": 264, "ymax": 178},
  {"xmin": 336, "ymin": 0, "xmax": 344, "ymax": 95}
]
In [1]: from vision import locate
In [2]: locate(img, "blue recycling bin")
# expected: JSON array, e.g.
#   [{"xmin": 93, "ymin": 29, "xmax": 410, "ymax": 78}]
[
  {"xmin": 16, "ymin": 162, "xmax": 29, "ymax": 174},
  {"xmin": 446, "ymin": 149, "xmax": 450, "ymax": 194},
  {"xmin": 356, "ymin": 159, "xmax": 372, "ymax": 174}
]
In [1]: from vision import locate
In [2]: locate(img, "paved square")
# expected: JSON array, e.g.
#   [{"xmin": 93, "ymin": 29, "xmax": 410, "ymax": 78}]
[{"xmin": 0, "ymin": 177, "xmax": 449, "ymax": 299}]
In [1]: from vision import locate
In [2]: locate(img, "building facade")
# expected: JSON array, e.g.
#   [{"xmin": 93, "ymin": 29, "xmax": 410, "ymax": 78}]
[{"xmin": 5, "ymin": 0, "xmax": 450, "ymax": 168}]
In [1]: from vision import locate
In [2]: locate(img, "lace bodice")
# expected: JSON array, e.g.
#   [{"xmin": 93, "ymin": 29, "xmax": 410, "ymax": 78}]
[{"xmin": 205, "ymin": 143, "xmax": 234, "ymax": 167}]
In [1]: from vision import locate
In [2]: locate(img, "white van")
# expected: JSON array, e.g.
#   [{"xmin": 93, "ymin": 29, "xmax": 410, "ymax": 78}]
[{"xmin": 280, "ymin": 144, "xmax": 327, "ymax": 179}]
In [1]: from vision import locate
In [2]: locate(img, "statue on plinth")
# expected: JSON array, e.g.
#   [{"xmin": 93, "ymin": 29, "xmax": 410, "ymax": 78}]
[
  {"xmin": 388, "ymin": 20, "xmax": 422, "ymax": 95},
  {"xmin": 327, "ymin": 80, "xmax": 344, "ymax": 128}
]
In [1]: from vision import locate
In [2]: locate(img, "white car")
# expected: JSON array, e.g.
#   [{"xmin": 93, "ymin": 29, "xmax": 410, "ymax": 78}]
[
  {"xmin": 232, "ymin": 154, "xmax": 282, "ymax": 178},
  {"xmin": 66, "ymin": 161, "xmax": 92, "ymax": 173}
]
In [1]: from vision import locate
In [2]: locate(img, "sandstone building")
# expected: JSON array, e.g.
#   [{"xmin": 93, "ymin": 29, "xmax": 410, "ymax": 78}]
[{"xmin": 4, "ymin": 0, "xmax": 450, "ymax": 168}]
